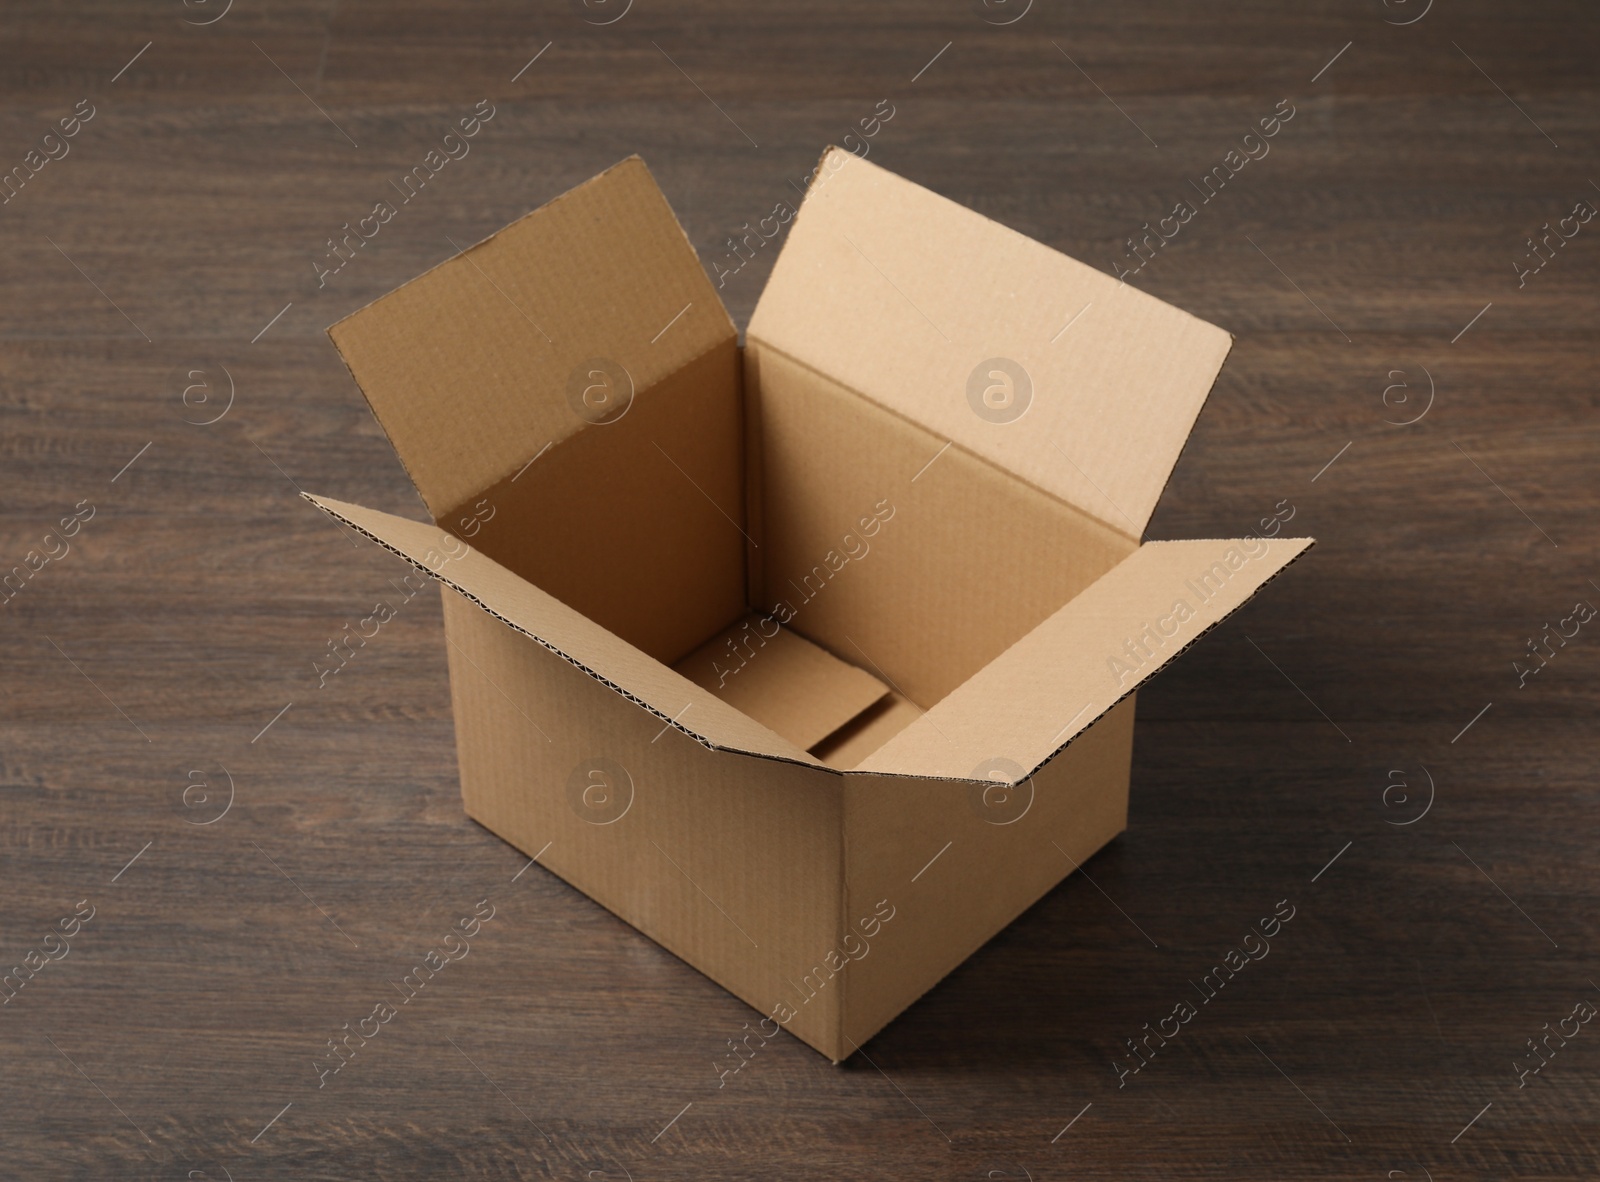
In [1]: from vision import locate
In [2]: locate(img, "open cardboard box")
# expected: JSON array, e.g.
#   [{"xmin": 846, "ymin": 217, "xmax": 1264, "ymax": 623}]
[{"xmin": 309, "ymin": 148, "xmax": 1314, "ymax": 1062}]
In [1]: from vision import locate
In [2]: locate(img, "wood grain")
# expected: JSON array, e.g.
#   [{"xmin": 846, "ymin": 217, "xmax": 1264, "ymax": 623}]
[{"xmin": 1, "ymin": 1, "xmax": 1596, "ymax": 1178}]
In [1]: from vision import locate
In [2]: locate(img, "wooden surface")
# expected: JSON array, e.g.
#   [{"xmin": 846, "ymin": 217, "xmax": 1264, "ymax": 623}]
[{"xmin": 2, "ymin": 1, "xmax": 1597, "ymax": 1178}]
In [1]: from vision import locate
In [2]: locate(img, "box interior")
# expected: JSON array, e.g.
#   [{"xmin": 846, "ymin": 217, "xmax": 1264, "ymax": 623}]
[{"xmin": 438, "ymin": 336, "xmax": 1137, "ymax": 769}]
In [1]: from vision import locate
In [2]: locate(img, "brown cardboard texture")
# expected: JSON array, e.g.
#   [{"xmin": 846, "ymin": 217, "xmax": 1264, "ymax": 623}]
[{"xmin": 312, "ymin": 148, "xmax": 1315, "ymax": 1063}]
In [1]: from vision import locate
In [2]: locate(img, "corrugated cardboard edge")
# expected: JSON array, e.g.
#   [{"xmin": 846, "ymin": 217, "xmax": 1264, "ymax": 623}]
[{"xmin": 302, "ymin": 492, "xmax": 824, "ymax": 771}]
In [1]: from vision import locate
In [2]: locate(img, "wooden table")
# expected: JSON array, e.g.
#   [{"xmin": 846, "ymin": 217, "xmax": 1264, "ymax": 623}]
[{"xmin": 3, "ymin": 2, "xmax": 1596, "ymax": 1177}]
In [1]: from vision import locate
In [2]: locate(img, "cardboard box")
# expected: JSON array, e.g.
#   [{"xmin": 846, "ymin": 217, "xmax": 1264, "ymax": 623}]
[{"xmin": 309, "ymin": 148, "xmax": 1314, "ymax": 1062}]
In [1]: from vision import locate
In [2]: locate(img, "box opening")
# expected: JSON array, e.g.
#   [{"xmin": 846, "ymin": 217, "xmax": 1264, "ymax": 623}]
[
  {"xmin": 433, "ymin": 334, "xmax": 1135, "ymax": 769},
  {"xmin": 320, "ymin": 150, "xmax": 1307, "ymax": 783}
]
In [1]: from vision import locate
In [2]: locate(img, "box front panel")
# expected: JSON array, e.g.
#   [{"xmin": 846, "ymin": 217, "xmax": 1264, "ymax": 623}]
[
  {"xmin": 838, "ymin": 695, "xmax": 1137, "ymax": 1052},
  {"xmin": 440, "ymin": 592, "xmax": 847, "ymax": 1056}
]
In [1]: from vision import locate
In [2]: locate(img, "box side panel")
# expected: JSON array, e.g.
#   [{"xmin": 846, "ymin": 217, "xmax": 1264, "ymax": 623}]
[
  {"xmin": 837, "ymin": 696, "xmax": 1136, "ymax": 1052},
  {"xmin": 441, "ymin": 338, "xmax": 746, "ymax": 667},
  {"xmin": 747, "ymin": 340, "xmax": 1137, "ymax": 708},
  {"xmin": 441, "ymin": 592, "xmax": 847, "ymax": 1058}
]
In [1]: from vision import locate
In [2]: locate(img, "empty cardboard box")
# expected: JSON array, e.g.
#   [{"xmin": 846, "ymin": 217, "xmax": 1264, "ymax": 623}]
[{"xmin": 310, "ymin": 148, "xmax": 1314, "ymax": 1061}]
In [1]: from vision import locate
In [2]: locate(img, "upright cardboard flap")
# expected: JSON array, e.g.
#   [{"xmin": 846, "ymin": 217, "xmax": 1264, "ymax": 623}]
[
  {"xmin": 855, "ymin": 536, "xmax": 1314, "ymax": 782},
  {"xmin": 748, "ymin": 148, "xmax": 1233, "ymax": 536},
  {"xmin": 304, "ymin": 494, "xmax": 823, "ymax": 769},
  {"xmin": 328, "ymin": 156, "xmax": 735, "ymax": 517}
]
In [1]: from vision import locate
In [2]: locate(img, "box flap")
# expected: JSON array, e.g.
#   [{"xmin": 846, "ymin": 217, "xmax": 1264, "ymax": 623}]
[
  {"xmin": 672, "ymin": 613, "xmax": 889, "ymax": 750},
  {"xmin": 747, "ymin": 148, "xmax": 1233, "ymax": 537},
  {"xmin": 855, "ymin": 536, "xmax": 1314, "ymax": 782},
  {"xmin": 304, "ymin": 494, "xmax": 824, "ymax": 769},
  {"xmin": 327, "ymin": 156, "xmax": 735, "ymax": 517}
]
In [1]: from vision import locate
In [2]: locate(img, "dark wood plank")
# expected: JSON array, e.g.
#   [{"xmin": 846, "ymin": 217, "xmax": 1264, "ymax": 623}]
[{"xmin": 2, "ymin": 1, "xmax": 1597, "ymax": 1178}]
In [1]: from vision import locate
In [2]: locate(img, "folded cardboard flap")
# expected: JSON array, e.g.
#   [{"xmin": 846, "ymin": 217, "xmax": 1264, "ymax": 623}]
[
  {"xmin": 856, "ymin": 535, "xmax": 1316, "ymax": 782},
  {"xmin": 673, "ymin": 613, "xmax": 888, "ymax": 751},
  {"xmin": 303, "ymin": 493, "xmax": 823, "ymax": 769},
  {"xmin": 327, "ymin": 155, "xmax": 735, "ymax": 518},
  {"xmin": 748, "ymin": 147, "xmax": 1233, "ymax": 538}
]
